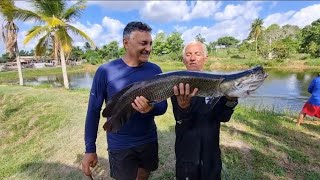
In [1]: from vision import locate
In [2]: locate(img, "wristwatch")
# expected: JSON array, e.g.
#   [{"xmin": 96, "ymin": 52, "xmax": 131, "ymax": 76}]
[{"xmin": 225, "ymin": 100, "xmax": 238, "ymax": 108}]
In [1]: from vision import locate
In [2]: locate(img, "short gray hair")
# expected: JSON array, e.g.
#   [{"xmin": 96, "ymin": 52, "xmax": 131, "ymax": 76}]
[{"xmin": 182, "ymin": 41, "xmax": 208, "ymax": 57}]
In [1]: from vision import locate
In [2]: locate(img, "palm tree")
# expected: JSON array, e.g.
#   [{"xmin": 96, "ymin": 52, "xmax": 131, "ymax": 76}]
[
  {"xmin": 0, "ymin": 0, "xmax": 23, "ymax": 85},
  {"xmin": 15, "ymin": 0, "xmax": 95, "ymax": 89},
  {"xmin": 249, "ymin": 18, "xmax": 264, "ymax": 56}
]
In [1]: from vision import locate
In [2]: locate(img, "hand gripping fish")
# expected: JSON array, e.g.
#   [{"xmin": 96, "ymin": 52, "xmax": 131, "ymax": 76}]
[{"xmin": 102, "ymin": 66, "xmax": 268, "ymax": 132}]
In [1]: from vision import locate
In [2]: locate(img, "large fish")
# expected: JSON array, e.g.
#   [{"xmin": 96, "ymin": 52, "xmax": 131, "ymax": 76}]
[{"xmin": 102, "ymin": 66, "xmax": 267, "ymax": 132}]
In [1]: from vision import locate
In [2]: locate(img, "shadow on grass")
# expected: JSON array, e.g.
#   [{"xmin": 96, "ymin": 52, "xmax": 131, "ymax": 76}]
[
  {"xmin": 19, "ymin": 154, "xmax": 110, "ymax": 180},
  {"xmin": 229, "ymin": 108, "xmax": 320, "ymax": 179}
]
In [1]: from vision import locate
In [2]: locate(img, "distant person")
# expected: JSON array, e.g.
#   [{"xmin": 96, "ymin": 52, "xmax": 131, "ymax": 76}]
[
  {"xmin": 81, "ymin": 21, "xmax": 168, "ymax": 180},
  {"xmin": 297, "ymin": 74, "xmax": 320, "ymax": 125},
  {"xmin": 171, "ymin": 41, "xmax": 238, "ymax": 179}
]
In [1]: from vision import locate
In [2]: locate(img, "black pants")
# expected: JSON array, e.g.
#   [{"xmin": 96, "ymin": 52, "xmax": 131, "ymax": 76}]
[{"xmin": 108, "ymin": 141, "xmax": 158, "ymax": 180}]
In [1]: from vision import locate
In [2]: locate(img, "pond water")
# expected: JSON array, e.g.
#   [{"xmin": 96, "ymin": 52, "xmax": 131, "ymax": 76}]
[{"xmin": 22, "ymin": 69, "xmax": 318, "ymax": 114}]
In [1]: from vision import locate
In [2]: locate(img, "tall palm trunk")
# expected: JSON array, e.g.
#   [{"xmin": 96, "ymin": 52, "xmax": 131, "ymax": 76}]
[
  {"xmin": 60, "ymin": 45, "xmax": 69, "ymax": 89},
  {"xmin": 255, "ymin": 37, "xmax": 258, "ymax": 56},
  {"xmin": 15, "ymin": 42, "xmax": 23, "ymax": 85},
  {"xmin": 53, "ymin": 35, "xmax": 59, "ymax": 66}
]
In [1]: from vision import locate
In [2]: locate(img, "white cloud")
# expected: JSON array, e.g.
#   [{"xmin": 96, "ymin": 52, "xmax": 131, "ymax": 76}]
[
  {"xmin": 287, "ymin": 4, "xmax": 320, "ymax": 27},
  {"xmin": 140, "ymin": 1, "xmax": 221, "ymax": 22},
  {"xmin": 102, "ymin": 17, "xmax": 125, "ymax": 34},
  {"xmin": 264, "ymin": 4, "xmax": 320, "ymax": 28},
  {"xmin": 70, "ymin": 21, "xmax": 103, "ymax": 47},
  {"xmin": 214, "ymin": 1, "xmax": 262, "ymax": 21},
  {"xmin": 182, "ymin": 16, "xmax": 252, "ymax": 44},
  {"xmin": 140, "ymin": 1, "xmax": 189, "ymax": 22},
  {"xmin": 178, "ymin": 1, "xmax": 263, "ymax": 44},
  {"xmin": 87, "ymin": 1, "xmax": 146, "ymax": 11},
  {"xmin": 264, "ymin": 11, "xmax": 295, "ymax": 27},
  {"xmin": 183, "ymin": 1, "xmax": 221, "ymax": 21},
  {"xmin": 174, "ymin": 25, "xmax": 188, "ymax": 32},
  {"xmin": 14, "ymin": 1, "xmax": 34, "ymax": 11}
]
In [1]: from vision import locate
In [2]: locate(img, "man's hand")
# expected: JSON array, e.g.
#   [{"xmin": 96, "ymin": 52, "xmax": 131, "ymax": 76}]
[
  {"xmin": 174, "ymin": 83, "xmax": 198, "ymax": 109},
  {"xmin": 132, "ymin": 96, "xmax": 154, "ymax": 113},
  {"xmin": 82, "ymin": 153, "xmax": 98, "ymax": 177}
]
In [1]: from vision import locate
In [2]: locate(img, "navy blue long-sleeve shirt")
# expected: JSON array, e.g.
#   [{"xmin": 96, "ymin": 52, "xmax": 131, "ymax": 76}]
[{"xmin": 85, "ymin": 58, "xmax": 168, "ymax": 152}]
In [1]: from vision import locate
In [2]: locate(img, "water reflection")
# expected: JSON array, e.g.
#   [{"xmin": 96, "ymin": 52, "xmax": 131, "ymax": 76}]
[{"xmin": 22, "ymin": 70, "xmax": 318, "ymax": 114}]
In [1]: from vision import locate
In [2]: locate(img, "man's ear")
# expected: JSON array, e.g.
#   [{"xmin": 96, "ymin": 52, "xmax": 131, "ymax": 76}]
[
  {"xmin": 204, "ymin": 55, "xmax": 209, "ymax": 63},
  {"xmin": 123, "ymin": 38, "xmax": 129, "ymax": 49}
]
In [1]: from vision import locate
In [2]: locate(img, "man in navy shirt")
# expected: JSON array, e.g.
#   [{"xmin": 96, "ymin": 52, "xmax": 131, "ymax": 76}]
[
  {"xmin": 82, "ymin": 21, "xmax": 168, "ymax": 180},
  {"xmin": 172, "ymin": 41, "xmax": 238, "ymax": 180}
]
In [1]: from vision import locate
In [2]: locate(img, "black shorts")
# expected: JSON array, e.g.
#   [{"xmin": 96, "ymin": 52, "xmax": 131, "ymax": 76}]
[{"xmin": 108, "ymin": 141, "xmax": 159, "ymax": 180}]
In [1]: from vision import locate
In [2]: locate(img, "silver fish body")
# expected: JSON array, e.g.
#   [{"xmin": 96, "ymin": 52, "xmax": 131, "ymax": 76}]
[{"xmin": 102, "ymin": 66, "xmax": 267, "ymax": 132}]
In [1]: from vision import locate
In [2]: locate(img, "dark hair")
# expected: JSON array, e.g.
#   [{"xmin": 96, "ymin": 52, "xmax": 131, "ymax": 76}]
[{"xmin": 123, "ymin": 21, "xmax": 152, "ymax": 39}]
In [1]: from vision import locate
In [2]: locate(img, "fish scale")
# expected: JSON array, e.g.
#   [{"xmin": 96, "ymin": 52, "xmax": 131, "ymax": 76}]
[{"xmin": 102, "ymin": 66, "xmax": 267, "ymax": 132}]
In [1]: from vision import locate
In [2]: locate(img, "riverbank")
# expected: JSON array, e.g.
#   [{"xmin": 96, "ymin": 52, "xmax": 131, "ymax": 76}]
[
  {"xmin": 0, "ymin": 85, "xmax": 319, "ymax": 179},
  {"xmin": 1, "ymin": 57, "xmax": 320, "ymax": 84}
]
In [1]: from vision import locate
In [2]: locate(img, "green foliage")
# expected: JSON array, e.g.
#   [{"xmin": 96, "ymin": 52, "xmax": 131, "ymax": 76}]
[
  {"xmin": 166, "ymin": 31, "xmax": 184, "ymax": 55},
  {"xmin": 0, "ymin": 53, "xmax": 10, "ymax": 63},
  {"xmin": 83, "ymin": 50, "xmax": 102, "ymax": 65},
  {"xmin": 18, "ymin": 50, "xmax": 33, "ymax": 56},
  {"xmin": 239, "ymin": 41, "xmax": 255, "ymax": 52},
  {"xmin": 195, "ymin": 33, "xmax": 206, "ymax": 43},
  {"xmin": 84, "ymin": 42, "xmax": 91, "ymax": 51},
  {"xmin": 207, "ymin": 41, "xmax": 217, "ymax": 55},
  {"xmin": 153, "ymin": 32, "xmax": 168, "ymax": 56},
  {"xmin": 216, "ymin": 36, "xmax": 240, "ymax": 47},
  {"xmin": 118, "ymin": 47, "xmax": 125, "ymax": 57},
  {"xmin": 301, "ymin": 19, "xmax": 320, "ymax": 57},
  {"xmin": 272, "ymin": 40, "xmax": 290, "ymax": 59},
  {"xmin": 69, "ymin": 46, "xmax": 84, "ymax": 61},
  {"xmin": 99, "ymin": 41, "xmax": 119, "ymax": 60}
]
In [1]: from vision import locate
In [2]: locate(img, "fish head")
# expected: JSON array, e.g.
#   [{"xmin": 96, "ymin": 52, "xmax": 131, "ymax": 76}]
[{"xmin": 219, "ymin": 66, "xmax": 268, "ymax": 98}]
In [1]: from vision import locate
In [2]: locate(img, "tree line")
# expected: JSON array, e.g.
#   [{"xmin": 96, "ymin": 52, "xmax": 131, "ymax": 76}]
[{"xmin": 1, "ymin": 0, "xmax": 320, "ymax": 89}]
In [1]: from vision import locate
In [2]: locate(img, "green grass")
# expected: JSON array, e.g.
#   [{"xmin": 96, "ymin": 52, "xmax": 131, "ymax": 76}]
[{"xmin": 0, "ymin": 85, "xmax": 319, "ymax": 180}]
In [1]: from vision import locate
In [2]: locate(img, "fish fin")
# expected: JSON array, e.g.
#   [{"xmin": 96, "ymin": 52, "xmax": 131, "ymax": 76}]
[{"xmin": 103, "ymin": 83, "xmax": 135, "ymax": 117}]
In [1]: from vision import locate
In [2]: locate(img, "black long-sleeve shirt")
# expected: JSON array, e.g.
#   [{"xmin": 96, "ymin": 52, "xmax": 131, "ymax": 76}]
[{"xmin": 171, "ymin": 96, "xmax": 237, "ymax": 180}]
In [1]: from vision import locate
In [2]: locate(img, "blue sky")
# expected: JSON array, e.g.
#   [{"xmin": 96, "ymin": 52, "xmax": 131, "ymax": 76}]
[{"xmin": 1, "ymin": 1, "xmax": 320, "ymax": 53}]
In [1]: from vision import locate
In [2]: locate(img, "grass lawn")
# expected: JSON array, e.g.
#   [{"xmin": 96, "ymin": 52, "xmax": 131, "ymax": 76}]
[{"xmin": 0, "ymin": 85, "xmax": 319, "ymax": 179}]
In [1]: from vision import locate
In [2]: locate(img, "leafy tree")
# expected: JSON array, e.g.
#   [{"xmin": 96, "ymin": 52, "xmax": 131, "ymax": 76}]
[
  {"xmin": 272, "ymin": 40, "xmax": 290, "ymax": 59},
  {"xmin": 0, "ymin": 53, "xmax": 9, "ymax": 63},
  {"xmin": 166, "ymin": 32, "xmax": 183, "ymax": 61},
  {"xmin": 301, "ymin": 19, "xmax": 320, "ymax": 57},
  {"xmin": 100, "ymin": 41, "xmax": 119, "ymax": 60},
  {"xmin": 195, "ymin": 33, "xmax": 206, "ymax": 43},
  {"xmin": 15, "ymin": 0, "xmax": 95, "ymax": 89},
  {"xmin": 207, "ymin": 41, "xmax": 217, "ymax": 55},
  {"xmin": 0, "ymin": 0, "xmax": 23, "ymax": 85},
  {"xmin": 84, "ymin": 41, "xmax": 91, "ymax": 51},
  {"xmin": 249, "ymin": 18, "xmax": 264, "ymax": 56},
  {"xmin": 153, "ymin": 32, "xmax": 167, "ymax": 56},
  {"xmin": 70, "ymin": 46, "xmax": 84, "ymax": 61},
  {"xmin": 84, "ymin": 49, "xmax": 102, "ymax": 65},
  {"xmin": 216, "ymin": 36, "xmax": 239, "ymax": 47},
  {"xmin": 118, "ymin": 47, "xmax": 125, "ymax": 57}
]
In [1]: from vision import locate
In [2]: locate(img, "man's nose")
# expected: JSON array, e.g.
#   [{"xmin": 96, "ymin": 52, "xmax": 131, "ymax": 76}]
[
  {"xmin": 145, "ymin": 44, "xmax": 152, "ymax": 52},
  {"xmin": 189, "ymin": 54, "xmax": 196, "ymax": 61}
]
